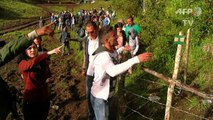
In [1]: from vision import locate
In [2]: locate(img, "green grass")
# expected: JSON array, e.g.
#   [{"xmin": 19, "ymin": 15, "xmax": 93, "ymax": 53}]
[
  {"xmin": 46, "ymin": 6, "xmax": 68, "ymax": 13},
  {"xmin": 74, "ymin": 0, "xmax": 112, "ymax": 11},
  {"xmin": 0, "ymin": 0, "xmax": 46, "ymax": 29},
  {"xmin": 0, "ymin": 0, "xmax": 43, "ymax": 18},
  {"xmin": 187, "ymin": 37, "xmax": 213, "ymax": 90},
  {"xmin": 187, "ymin": 96, "xmax": 211, "ymax": 111},
  {"xmin": 0, "ymin": 1, "xmax": 212, "ymax": 119}
]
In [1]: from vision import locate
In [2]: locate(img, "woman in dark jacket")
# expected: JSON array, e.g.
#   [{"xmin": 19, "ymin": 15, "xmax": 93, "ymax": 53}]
[{"xmin": 18, "ymin": 43, "xmax": 61, "ymax": 120}]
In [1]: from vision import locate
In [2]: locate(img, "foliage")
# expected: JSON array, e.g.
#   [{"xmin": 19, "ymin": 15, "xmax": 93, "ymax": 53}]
[
  {"xmin": 111, "ymin": 0, "xmax": 212, "ymax": 119},
  {"xmin": 187, "ymin": 97, "xmax": 211, "ymax": 111},
  {"xmin": 111, "ymin": 0, "xmax": 212, "ymax": 86},
  {"xmin": 0, "ymin": 0, "xmax": 212, "ymax": 119},
  {"xmin": 73, "ymin": 0, "xmax": 112, "ymax": 13},
  {"xmin": 187, "ymin": 37, "xmax": 213, "ymax": 91},
  {"xmin": 46, "ymin": 6, "xmax": 68, "ymax": 13},
  {"xmin": 112, "ymin": 0, "xmax": 143, "ymax": 17},
  {"xmin": 0, "ymin": 0, "xmax": 44, "ymax": 19}
]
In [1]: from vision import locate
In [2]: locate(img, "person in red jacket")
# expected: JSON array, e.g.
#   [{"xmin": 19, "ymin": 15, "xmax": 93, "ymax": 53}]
[
  {"xmin": 0, "ymin": 22, "xmax": 55, "ymax": 119},
  {"xmin": 18, "ymin": 43, "xmax": 61, "ymax": 120}
]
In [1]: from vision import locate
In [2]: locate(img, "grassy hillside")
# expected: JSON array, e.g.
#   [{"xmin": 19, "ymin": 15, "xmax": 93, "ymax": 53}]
[
  {"xmin": 0, "ymin": 0, "xmax": 47, "ymax": 30},
  {"xmin": 111, "ymin": 0, "xmax": 212, "ymax": 119},
  {"xmin": 0, "ymin": 0, "xmax": 212, "ymax": 119}
]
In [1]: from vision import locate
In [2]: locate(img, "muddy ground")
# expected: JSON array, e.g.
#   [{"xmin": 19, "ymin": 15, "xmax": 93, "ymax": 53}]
[{"xmin": 0, "ymin": 4, "xmax": 89, "ymax": 120}]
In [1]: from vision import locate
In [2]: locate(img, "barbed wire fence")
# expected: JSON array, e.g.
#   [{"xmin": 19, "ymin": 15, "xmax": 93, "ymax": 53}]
[{"xmin": 119, "ymin": 77, "xmax": 211, "ymax": 120}]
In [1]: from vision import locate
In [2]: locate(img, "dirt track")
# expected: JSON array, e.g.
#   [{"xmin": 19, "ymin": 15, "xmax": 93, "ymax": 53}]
[{"xmin": 0, "ymin": 3, "xmax": 88, "ymax": 120}]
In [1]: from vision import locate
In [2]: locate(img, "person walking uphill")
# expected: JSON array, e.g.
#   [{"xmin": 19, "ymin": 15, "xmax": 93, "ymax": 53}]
[
  {"xmin": 59, "ymin": 26, "xmax": 71, "ymax": 56},
  {"xmin": 18, "ymin": 43, "xmax": 62, "ymax": 120},
  {"xmin": 89, "ymin": 27, "xmax": 152, "ymax": 120},
  {"xmin": 0, "ymin": 22, "xmax": 55, "ymax": 120},
  {"xmin": 76, "ymin": 23, "xmax": 86, "ymax": 51}
]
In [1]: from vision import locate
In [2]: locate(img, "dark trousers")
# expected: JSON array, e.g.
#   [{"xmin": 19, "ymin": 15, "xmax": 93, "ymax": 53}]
[
  {"xmin": 78, "ymin": 37, "xmax": 84, "ymax": 51},
  {"xmin": 78, "ymin": 41, "xmax": 83, "ymax": 51},
  {"xmin": 86, "ymin": 75, "xmax": 95, "ymax": 120},
  {"xmin": 23, "ymin": 100, "xmax": 50, "ymax": 120}
]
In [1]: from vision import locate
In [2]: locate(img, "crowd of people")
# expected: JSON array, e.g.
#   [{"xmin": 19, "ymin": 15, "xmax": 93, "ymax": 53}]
[
  {"xmin": 0, "ymin": 6, "xmax": 152, "ymax": 120},
  {"xmin": 48, "ymin": 6, "xmax": 116, "ymax": 31}
]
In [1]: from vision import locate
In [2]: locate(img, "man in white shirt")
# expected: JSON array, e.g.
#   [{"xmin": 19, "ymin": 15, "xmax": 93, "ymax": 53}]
[
  {"xmin": 82, "ymin": 21, "xmax": 100, "ymax": 120},
  {"xmin": 90, "ymin": 27, "xmax": 152, "ymax": 120}
]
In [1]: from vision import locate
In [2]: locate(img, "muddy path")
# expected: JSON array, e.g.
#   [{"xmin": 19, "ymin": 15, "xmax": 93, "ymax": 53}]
[
  {"xmin": 0, "ymin": 3, "xmax": 88, "ymax": 120},
  {"xmin": 0, "ymin": 34, "xmax": 88, "ymax": 120}
]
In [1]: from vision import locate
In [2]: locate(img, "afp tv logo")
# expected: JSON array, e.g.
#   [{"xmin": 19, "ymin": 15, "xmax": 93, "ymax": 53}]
[
  {"xmin": 176, "ymin": 7, "xmax": 202, "ymax": 16},
  {"xmin": 176, "ymin": 7, "xmax": 202, "ymax": 26}
]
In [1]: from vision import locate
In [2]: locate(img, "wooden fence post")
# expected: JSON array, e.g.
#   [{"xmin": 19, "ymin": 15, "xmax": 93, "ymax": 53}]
[
  {"xmin": 117, "ymin": 51, "xmax": 131, "ymax": 120},
  {"xmin": 117, "ymin": 74, "xmax": 126, "ymax": 120},
  {"xmin": 164, "ymin": 31, "xmax": 184, "ymax": 120},
  {"xmin": 184, "ymin": 29, "xmax": 190, "ymax": 84}
]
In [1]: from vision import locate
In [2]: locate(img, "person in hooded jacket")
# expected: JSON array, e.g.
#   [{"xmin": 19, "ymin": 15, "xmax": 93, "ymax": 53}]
[
  {"xmin": 0, "ymin": 22, "xmax": 55, "ymax": 120},
  {"xmin": 89, "ymin": 27, "xmax": 152, "ymax": 120},
  {"xmin": 18, "ymin": 43, "xmax": 61, "ymax": 120},
  {"xmin": 127, "ymin": 28, "xmax": 139, "ymax": 74}
]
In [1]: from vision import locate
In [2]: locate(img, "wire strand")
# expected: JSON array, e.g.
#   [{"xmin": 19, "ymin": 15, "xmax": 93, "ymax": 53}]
[
  {"xmin": 123, "ymin": 88, "xmax": 209, "ymax": 120},
  {"xmin": 125, "ymin": 101, "xmax": 150, "ymax": 119},
  {"xmin": 125, "ymin": 105, "xmax": 153, "ymax": 120}
]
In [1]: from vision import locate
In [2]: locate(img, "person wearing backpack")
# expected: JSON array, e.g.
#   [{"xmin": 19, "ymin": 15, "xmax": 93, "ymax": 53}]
[
  {"xmin": 89, "ymin": 27, "xmax": 152, "ymax": 120},
  {"xmin": 77, "ymin": 24, "xmax": 86, "ymax": 51},
  {"xmin": 128, "ymin": 28, "xmax": 139, "ymax": 57},
  {"xmin": 127, "ymin": 28, "xmax": 139, "ymax": 74}
]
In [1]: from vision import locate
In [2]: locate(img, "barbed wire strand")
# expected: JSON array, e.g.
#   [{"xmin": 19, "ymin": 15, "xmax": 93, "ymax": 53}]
[
  {"xmin": 124, "ymin": 101, "xmax": 150, "ymax": 119},
  {"xmin": 122, "ymin": 88, "xmax": 209, "ymax": 120},
  {"xmin": 126, "ymin": 96, "xmax": 141, "ymax": 104},
  {"xmin": 137, "ymin": 78, "xmax": 181, "ymax": 97},
  {"xmin": 125, "ymin": 105, "xmax": 153, "ymax": 120},
  {"xmin": 136, "ymin": 78, "xmax": 213, "ymax": 97}
]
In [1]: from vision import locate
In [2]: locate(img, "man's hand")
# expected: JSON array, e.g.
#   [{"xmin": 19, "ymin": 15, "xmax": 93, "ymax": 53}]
[
  {"xmin": 137, "ymin": 52, "xmax": 152, "ymax": 63},
  {"xmin": 36, "ymin": 22, "xmax": 55, "ymax": 37}
]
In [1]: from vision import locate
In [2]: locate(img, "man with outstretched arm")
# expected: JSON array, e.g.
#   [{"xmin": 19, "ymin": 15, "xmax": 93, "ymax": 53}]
[
  {"xmin": 89, "ymin": 27, "xmax": 152, "ymax": 120},
  {"xmin": 0, "ymin": 22, "xmax": 55, "ymax": 67}
]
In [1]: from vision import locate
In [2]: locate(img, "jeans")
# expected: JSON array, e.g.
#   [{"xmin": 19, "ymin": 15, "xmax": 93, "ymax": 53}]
[
  {"xmin": 90, "ymin": 95, "xmax": 109, "ymax": 120},
  {"xmin": 86, "ymin": 75, "xmax": 95, "ymax": 120}
]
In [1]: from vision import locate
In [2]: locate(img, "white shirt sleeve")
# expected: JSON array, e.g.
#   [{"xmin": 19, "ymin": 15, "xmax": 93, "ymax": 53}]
[
  {"xmin": 106, "ymin": 56, "xmax": 140, "ymax": 77},
  {"xmin": 133, "ymin": 36, "xmax": 139, "ymax": 56}
]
